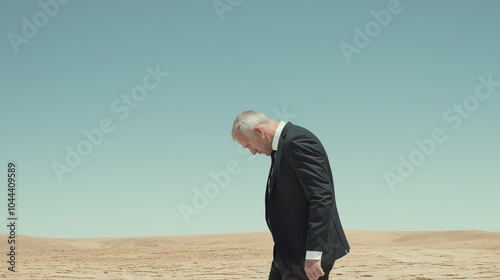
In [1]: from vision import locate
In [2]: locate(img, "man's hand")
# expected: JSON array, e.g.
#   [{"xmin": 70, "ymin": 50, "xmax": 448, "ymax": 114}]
[{"xmin": 304, "ymin": 259, "xmax": 324, "ymax": 280}]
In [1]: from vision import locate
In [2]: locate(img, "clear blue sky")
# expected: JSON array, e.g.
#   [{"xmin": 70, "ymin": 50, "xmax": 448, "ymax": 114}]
[{"xmin": 1, "ymin": 0, "xmax": 499, "ymax": 238}]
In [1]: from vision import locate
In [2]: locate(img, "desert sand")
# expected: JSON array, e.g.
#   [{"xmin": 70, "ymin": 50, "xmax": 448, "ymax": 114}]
[{"xmin": 1, "ymin": 230, "xmax": 500, "ymax": 279}]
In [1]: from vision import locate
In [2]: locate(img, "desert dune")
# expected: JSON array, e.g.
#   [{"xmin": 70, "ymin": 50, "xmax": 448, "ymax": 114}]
[{"xmin": 1, "ymin": 230, "xmax": 499, "ymax": 279}]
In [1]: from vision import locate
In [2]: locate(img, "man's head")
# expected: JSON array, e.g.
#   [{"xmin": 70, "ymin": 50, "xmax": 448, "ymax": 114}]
[{"xmin": 232, "ymin": 110, "xmax": 279, "ymax": 156}]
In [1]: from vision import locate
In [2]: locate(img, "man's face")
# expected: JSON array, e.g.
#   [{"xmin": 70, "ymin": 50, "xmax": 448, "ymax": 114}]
[{"xmin": 235, "ymin": 128, "xmax": 272, "ymax": 156}]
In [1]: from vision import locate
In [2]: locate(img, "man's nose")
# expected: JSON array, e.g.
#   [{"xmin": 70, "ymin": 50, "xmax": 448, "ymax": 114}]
[{"xmin": 250, "ymin": 148, "xmax": 257, "ymax": 155}]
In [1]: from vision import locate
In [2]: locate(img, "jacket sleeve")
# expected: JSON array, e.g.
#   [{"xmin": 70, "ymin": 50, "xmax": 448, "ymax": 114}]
[{"xmin": 288, "ymin": 136, "xmax": 334, "ymax": 253}]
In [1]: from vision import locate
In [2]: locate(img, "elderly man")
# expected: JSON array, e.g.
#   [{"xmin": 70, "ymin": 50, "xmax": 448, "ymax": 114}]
[{"xmin": 231, "ymin": 110, "xmax": 350, "ymax": 280}]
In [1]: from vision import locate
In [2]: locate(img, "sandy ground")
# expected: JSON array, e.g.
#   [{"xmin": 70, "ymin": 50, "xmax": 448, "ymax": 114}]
[{"xmin": 1, "ymin": 230, "xmax": 500, "ymax": 279}]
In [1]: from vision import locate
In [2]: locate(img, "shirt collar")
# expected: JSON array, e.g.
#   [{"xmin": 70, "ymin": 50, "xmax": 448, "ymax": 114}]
[{"xmin": 272, "ymin": 121, "xmax": 287, "ymax": 151}]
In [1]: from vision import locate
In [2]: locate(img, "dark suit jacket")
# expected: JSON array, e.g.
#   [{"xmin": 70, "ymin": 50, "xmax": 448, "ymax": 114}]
[{"xmin": 265, "ymin": 122, "xmax": 350, "ymax": 271}]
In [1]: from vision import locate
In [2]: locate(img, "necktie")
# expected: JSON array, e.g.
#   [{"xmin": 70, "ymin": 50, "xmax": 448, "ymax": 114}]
[
  {"xmin": 266, "ymin": 151, "xmax": 276, "ymax": 229},
  {"xmin": 267, "ymin": 151, "xmax": 276, "ymax": 196}
]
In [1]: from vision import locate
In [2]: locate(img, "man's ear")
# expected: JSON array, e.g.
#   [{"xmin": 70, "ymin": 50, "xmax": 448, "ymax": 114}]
[{"xmin": 253, "ymin": 126, "xmax": 264, "ymax": 136}]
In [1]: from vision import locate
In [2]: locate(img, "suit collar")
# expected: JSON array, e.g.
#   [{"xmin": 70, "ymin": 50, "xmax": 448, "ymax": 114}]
[
  {"xmin": 276, "ymin": 122, "xmax": 292, "ymax": 148},
  {"xmin": 272, "ymin": 121, "xmax": 287, "ymax": 151}
]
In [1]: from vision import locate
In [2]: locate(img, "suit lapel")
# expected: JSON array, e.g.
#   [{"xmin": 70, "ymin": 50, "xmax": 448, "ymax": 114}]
[{"xmin": 266, "ymin": 122, "xmax": 292, "ymax": 206}]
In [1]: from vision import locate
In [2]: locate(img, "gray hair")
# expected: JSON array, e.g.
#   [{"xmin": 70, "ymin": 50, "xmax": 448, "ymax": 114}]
[{"xmin": 231, "ymin": 110, "xmax": 271, "ymax": 141}]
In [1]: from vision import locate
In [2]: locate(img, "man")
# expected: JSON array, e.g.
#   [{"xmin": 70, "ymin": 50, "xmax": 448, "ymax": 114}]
[{"xmin": 231, "ymin": 110, "xmax": 350, "ymax": 280}]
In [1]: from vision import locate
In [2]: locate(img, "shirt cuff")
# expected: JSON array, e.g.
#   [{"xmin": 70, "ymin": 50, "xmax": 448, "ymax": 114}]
[{"xmin": 305, "ymin": 251, "xmax": 322, "ymax": 260}]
